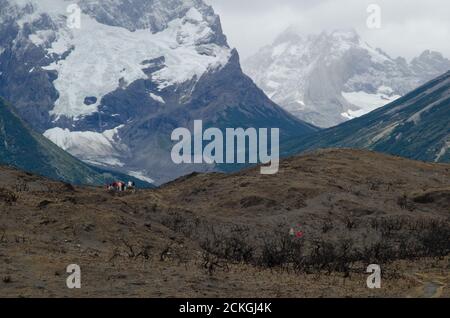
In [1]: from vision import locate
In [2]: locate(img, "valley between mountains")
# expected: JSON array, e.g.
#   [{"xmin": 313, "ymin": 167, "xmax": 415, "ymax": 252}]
[{"xmin": 0, "ymin": 0, "xmax": 448, "ymax": 299}]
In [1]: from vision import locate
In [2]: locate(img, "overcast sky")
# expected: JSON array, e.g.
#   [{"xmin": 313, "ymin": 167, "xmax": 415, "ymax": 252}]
[{"xmin": 208, "ymin": 0, "xmax": 450, "ymax": 61}]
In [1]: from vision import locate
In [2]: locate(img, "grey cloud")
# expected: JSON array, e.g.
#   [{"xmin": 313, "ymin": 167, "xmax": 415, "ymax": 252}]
[{"xmin": 209, "ymin": 0, "xmax": 450, "ymax": 60}]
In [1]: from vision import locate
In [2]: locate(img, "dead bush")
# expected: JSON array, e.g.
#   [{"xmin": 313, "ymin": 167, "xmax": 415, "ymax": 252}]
[
  {"xmin": 321, "ymin": 219, "xmax": 333, "ymax": 233},
  {"xmin": 418, "ymin": 220, "xmax": 450, "ymax": 258},
  {"xmin": 0, "ymin": 188, "xmax": 18, "ymax": 205},
  {"xmin": 259, "ymin": 235, "xmax": 292, "ymax": 268},
  {"xmin": 200, "ymin": 226, "xmax": 254, "ymax": 264},
  {"xmin": 360, "ymin": 241, "xmax": 397, "ymax": 264},
  {"xmin": 258, "ymin": 229, "xmax": 305, "ymax": 271},
  {"xmin": 201, "ymin": 252, "xmax": 229, "ymax": 276},
  {"xmin": 120, "ymin": 239, "xmax": 153, "ymax": 261},
  {"xmin": 397, "ymin": 195, "xmax": 414, "ymax": 211},
  {"xmin": 2, "ymin": 276, "xmax": 12, "ymax": 284},
  {"xmin": 14, "ymin": 181, "xmax": 29, "ymax": 192}
]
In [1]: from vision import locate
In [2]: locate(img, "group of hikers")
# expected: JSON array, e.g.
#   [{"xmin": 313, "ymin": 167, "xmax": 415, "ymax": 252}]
[{"xmin": 106, "ymin": 181, "xmax": 136, "ymax": 192}]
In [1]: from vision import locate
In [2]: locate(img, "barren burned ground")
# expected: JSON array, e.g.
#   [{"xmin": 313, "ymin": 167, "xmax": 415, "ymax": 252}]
[{"xmin": 0, "ymin": 149, "xmax": 449, "ymax": 297}]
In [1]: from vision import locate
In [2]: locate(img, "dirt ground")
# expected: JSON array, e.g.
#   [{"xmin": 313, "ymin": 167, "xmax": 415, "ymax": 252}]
[{"xmin": 0, "ymin": 149, "xmax": 449, "ymax": 298}]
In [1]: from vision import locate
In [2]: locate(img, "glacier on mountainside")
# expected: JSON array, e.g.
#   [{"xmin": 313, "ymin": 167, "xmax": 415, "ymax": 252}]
[
  {"xmin": 13, "ymin": 1, "xmax": 231, "ymax": 120},
  {"xmin": 0, "ymin": 0, "xmax": 315, "ymax": 185}
]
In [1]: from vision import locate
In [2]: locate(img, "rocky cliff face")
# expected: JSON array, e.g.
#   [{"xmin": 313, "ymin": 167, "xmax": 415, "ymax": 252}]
[
  {"xmin": 244, "ymin": 28, "xmax": 450, "ymax": 128},
  {"xmin": 0, "ymin": 0, "xmax": 316, "ymax": 184}
]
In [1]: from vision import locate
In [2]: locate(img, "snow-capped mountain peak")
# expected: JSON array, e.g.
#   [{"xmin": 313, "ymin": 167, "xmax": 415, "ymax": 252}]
[
  {"xmin": 4, "ymin": 0, "xmax": 231, "ymax": 121},
  {"xmin": 0, "ymin": 0, "xmax": 314, "ymax": 184},
  {"xmin": 243, "ymin": 27, "xmax": 450, "ymax": 128}
]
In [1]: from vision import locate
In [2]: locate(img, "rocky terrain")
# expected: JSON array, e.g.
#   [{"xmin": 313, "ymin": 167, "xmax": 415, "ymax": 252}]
[{"xmin": 0, "ymin": 149, "xmax": 449, "ymax": 297}]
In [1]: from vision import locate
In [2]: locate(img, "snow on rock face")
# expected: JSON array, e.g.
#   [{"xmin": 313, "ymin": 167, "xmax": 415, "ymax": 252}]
[
  {"xmin": 127, "ymin": 171, "xmax": 155, "ymax": 184},
  {"xmin": 1, "ymin": 0, "xmax": 234, "ymax": 184},
  {"xmin": 2, "ymin": 0, "xmax": 316, "ymax": 184},
  {"xmin": 435, "ymin": 141, "xmax": 450, "ymax": 162},
  {"xmin": 341, "ymin": 87, "xmax": 401, "ymax": 119},
  {"xmin": 243, "ymin": 28, "xmax": 450, "ymax": 128},
  {"xmin": 78, "ymin": 0, "xmax": 226, "ymax": 38},
  {"xmin": 149, "ymin": 93, "xmax": 165, "ymax": 104},
  {"xmin": 12, "ymin": 0, "xmax": 70, "ymax": 22},
  {"xmin": 9, "ymin": 0, "xmax": 231, "ymax": 120},
  {"xmin": 44, "ymin": 126, "xmax": 126, "ymax": 167},
  {"xmin": 41, "ymin": 13, "xmax": 230, "ymax": 119},
  {"xmin": 185, "ymin": 7, "xmax": 204, "ymax": 22}
]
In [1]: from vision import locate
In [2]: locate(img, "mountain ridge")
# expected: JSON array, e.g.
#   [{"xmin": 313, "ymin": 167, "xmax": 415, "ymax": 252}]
[
  {"xmin": 0, "ymin": 97, "xmax": 152, "ymax": 186},
  {"xmin": 243, "ymin": 27, "xmax": 450, "ymax": 128},
  {"xmin": 0, "ymin": 0, "xmax": 316, "ymax": 185},
  {"xmin": 283, "ymin": 70, "xmax": 450, "ymax": 163}
]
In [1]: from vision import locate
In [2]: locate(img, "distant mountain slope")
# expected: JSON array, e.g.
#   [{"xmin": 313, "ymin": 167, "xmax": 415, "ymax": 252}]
[
  {"xmin": 0, "ymin": 0, "xmax": 316, "ymax": 184},
  {"xmin": 244, "ymin": 28, "xmax": 450, "ymax": 128},
  {"xmin": 284, "ymin": 71, "xmax": 450, "ymax": 163},
  {"xmin": 0, "ymin": 98, "xmax": 151, "ymax": 186}
]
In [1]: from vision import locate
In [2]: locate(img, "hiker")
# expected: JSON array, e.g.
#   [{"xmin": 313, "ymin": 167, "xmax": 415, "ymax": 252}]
[
  {"xmin": 126, "ymin": 181, "xmax": 136, "ymax": 193},
  {"xmin": 106, "ymin": 181, "xmax": 133, "ymax": 192}
]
